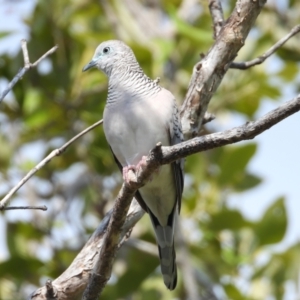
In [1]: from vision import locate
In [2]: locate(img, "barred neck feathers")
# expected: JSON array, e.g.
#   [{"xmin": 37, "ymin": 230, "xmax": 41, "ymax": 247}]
[{"xmin": 107, "ymin": 63, "xmax": 161, "ymax": 106}]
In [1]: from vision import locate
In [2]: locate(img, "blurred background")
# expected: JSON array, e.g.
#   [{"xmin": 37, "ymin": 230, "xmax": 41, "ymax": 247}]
[{"xmin": 0, "ymin": 0, "xmax": 300, "ymax": 299}]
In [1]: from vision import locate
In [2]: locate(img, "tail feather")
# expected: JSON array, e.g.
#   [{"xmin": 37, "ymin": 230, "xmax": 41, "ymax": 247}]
[
  {"xmin": 148, "ymin": 210, "xmax": 177, "ymax": 290},
  {"xmin": 158, "ymin": 240, "xmax": 177, "ymax": 290}
]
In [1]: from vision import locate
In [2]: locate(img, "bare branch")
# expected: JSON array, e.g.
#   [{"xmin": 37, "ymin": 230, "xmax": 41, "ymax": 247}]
[
  {"xmin": 82, "ymin": 185, "xmax": 137, "ymax": 299},
  {"xmin": 21, "ymin": 39, "xmax": 30, "ymax": 66},
  {"xmin": 180, "ymin": 0, "xmax": 267, "ymax": 139},
  {"xmin": 209, "ymin": 0, "xmax": 224, "ymax": 38},
  {"xmin": 1, "ymin": 205, "xmax": 47, "ymax": 211},
  {"xmin": 0, "ymin": 41, "xmax": 58, "ymax": 103},
  {"xmin": 31, "ymin": 45, "xmax": 59, "ymax": 67},
  {"xmin": 202, "ymin": 112, "xmax": 215, "ymax": 125},
  {"xmin": 30, "ymin": 200, "xmax": 144, "ymax": 300},
  {"xmin": 45, "ymin": 280, "xmax": 56, "ymax": 299},
  {"xmin": 231, "ymin": 24, "xmax": 300, "ymax": 69},
  {"xmin": 82, "ymin": 143, "xmax": 163, "ymax": 300},
  {"xmin": 30, "ymin": 93, "xmax": 300, "ymax": 299},
  {"xmin": 165, "ymin": 95, "xmax": 300, "ymax": 163},
  {"xmin": 0, "ymin": 119, "xmax": 103, "ymax": 209}
]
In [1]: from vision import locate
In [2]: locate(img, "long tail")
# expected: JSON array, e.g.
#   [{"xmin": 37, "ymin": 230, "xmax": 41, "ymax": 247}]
[
  {"xmin": 158, "ymin": 237, "xmax": 177, "ymax": 290},
  {"xmin": 148, "ymin": 210, "xmax": 177, "ymax": 290}
]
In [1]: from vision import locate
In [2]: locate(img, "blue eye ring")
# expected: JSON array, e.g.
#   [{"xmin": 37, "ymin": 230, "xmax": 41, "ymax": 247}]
[{"xmin": 103, "ymin": 47, "xmax": 110, "ymax": 54}]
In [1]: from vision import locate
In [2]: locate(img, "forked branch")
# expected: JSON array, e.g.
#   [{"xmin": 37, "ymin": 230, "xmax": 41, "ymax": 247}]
[
  {"xmin": 0, "ymin": 40, "xmax": 58, "ymax": 103},
  {"xmin": 231, "ymin": 25, "xmax": 300, "ymax": 69}
]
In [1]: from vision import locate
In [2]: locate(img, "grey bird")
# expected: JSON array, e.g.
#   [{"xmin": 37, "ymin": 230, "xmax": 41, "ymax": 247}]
[{"xmin": 83, "ymin": 40, "xmax": 184, "ymax": 290}]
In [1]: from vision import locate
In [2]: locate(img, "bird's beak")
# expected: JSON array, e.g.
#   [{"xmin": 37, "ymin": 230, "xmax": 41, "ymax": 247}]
[{"xmin": 82, "ymin": 58, "xmax": 97, "ymax": 72}]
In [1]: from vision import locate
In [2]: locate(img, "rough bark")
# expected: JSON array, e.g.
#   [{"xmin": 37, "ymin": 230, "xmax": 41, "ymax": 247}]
[{"xmin": 180, "ymin": 0, "xmax": 267, "ymax": 138}]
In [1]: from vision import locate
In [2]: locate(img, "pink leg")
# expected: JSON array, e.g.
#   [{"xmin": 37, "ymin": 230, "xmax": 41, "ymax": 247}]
[
  {"xmin": 122, "ymin": 165, "xmax": 136, "ymax": 183},
  {"xmin": 136, "ymin": 156, "xmax": 160, "ymax": 181},
  {"xmin": 136, "ymin": 156, "xmax": 148, "ymax": 170}
]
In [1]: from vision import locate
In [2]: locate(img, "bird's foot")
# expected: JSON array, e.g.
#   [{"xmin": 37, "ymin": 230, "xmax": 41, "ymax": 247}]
[
  {"xmin": 136, "ymin": 156, "xmax": 157, "ymax": 181},
  {"xmin": 122, "ymin": 165, "xmax": 137, "ymax": 183},
  {"xmin": 136, "ymin": 156, "xmax": 148, "ymax": 171}
]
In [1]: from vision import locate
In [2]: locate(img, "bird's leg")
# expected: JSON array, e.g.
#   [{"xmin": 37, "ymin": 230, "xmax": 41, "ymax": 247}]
[
  {"xmin": 136, "ymin": 156, "xmax": 159, "ymax": 181},
  {"xmin": 136, "ymin": 156, "xmax": 148, "ymax": 171},
  {"xmin": 122, "ymin": 165, "xmax": 137, "ymax": 183}
]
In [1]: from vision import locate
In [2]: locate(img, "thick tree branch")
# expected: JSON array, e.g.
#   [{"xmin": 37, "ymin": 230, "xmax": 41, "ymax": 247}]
[
  {"xmin": 0, "ymin": 119, "xmax": 103, "ymax": 209},
  {"xmin": 164, "ymin": 95, "xmax": 300, "ymax": 163},
  {"xmin": 30, "ymin": 199, "xmax": 144, "ymax": 300},
  {"xmin": 0, "ymin": 40, "xmax": 58, "ymax": 103},
  {"xmin": 208, "ymin": 0, "xmax": 224, "ymax": 39},
  {"xmin": 83, "ymin": 143, "xmax": 163, "ymax": 299},
  {"xmin": 30, "ymin": 93, "xmax": 300, "ymax": 299},
  {"xmin": 180, "ymin": 0, "xmax": 267, "ymax": 139},
  {"xmin": 231, "ymin": 24, "xmax": 300, "ymax": 69}
]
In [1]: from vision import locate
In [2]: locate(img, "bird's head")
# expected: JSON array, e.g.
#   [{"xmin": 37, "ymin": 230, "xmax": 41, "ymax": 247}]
[{"xmin": 82, "ymin": 40, "xmax": 139, "ymax": 77}]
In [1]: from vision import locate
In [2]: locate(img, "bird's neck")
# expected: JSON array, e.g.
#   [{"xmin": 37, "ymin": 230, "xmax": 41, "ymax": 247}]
[{"xmin": 107, "ymin": 67, "xmax": 161, "ymax": 106}]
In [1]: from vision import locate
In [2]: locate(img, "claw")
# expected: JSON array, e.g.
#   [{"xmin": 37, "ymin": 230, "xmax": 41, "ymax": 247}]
[
  {"xmin": 122, "ymin": 165, "xmax": 136, "ymax": 183},
  {"xmin": 136, "ymin": 156, "xmax": 148, "ymax": 170}
]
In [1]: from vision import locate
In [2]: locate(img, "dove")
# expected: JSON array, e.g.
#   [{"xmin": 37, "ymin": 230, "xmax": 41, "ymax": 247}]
[{"xmin": 83, "ymin": 40, "xmax": 184, "ymax": 290}]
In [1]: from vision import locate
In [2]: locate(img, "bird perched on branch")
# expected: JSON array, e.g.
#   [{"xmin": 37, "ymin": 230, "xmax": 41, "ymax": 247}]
[{"xmin": 83, "ymin": 40, "xmax": 184, "ymax": 290}]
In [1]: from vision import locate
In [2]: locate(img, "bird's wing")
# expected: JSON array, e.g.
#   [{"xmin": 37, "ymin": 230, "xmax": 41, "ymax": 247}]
[
  {"xmin": 169, "ymin": 101, "xmax": 184, "ymax": 212},
  {"xmin": 147, "ymin": 97, "xmax": 184, "ymax": 290}
]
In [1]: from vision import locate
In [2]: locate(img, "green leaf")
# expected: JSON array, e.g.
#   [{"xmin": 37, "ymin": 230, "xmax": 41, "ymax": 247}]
[
  {"xmin": 276, "ymin": 62, "xmax": 299, "ymax": 82},
  {"xmin": 169, "ymin": 8, "xmax": 212, "ymax": 43},
  {"xmin": 235, "ymin": 172, "xmax": 262, "ymax": 192},
  {"xmin": 217, "ymin": 144, "xmax": 257, "ymax": 187},
  {"xmin": 0, "ymin": 256, "xmax": 43, "ymax": 280},
  {"xmin": 0, "ymin": 31, "xmax": 13, "ymax": 39},
  {"xmin": 224, "ymin": 283, "xmax": 245, "ymax": 300},
  {"xmin": 0, "ymin": 134, "xmax": 12, "ymax": 171},
  {"xmin": 254, "ymin": 197, "xmax": 287, "ymax": 246},
  {"xmin": 23, "ymin": 88, "xmax": 43, "ymax": 114},
  {"xmin": 102, "ymin": 246, "xmax": 159, "ymax": 298},
  {"xmin": 209, "ymin": 208, "xmax": 251, "ymax": 232}
]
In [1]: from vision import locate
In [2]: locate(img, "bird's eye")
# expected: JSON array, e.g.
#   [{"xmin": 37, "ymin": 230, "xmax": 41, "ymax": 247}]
[{"xmin": 103, "ymin": 47, "xmax": 110, "ymax": 54}]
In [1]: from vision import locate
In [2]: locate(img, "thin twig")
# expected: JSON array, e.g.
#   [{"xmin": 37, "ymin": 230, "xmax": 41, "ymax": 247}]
[
  {"xmin": 31, "ymin": 45, "xmax": 59, "ymax": 68},
  {"xmin": 0, "ymin": 40, "xmax": 58, "ymax": 103},
  {"xmin": 21, "ymin": 39, "xmax": 30, "ymax": 66},
  {"xmin": 209, "ymin": 0, "xmax": 224, "ymax": 38},
  {"xmin": 231, "ymin": 25, "xmax": 300, "ymax": 69},
  {"xmin": 1, "ymin": 205, "xmax": 47, "ymax": 211},
  {"xmin": 203, "ymin": 112, "xmax": 215, "ymax": 125},
  {"xmin": 0, "ymin": 119, "xmax": 103, "ymax": 209}
]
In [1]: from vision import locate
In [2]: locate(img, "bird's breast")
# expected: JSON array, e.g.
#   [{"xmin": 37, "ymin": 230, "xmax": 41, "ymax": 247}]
[{"xmin": 103, "ymin": 99, "xmax": 170, "ymax": 166}]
